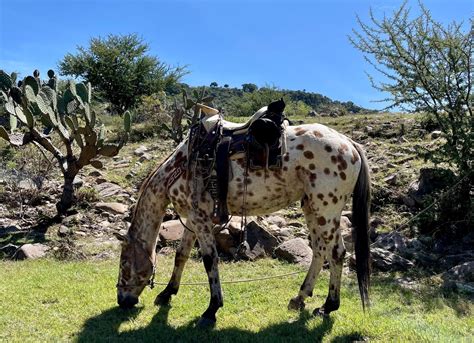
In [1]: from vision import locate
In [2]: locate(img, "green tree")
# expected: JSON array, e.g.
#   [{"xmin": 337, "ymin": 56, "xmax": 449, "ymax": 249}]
[
  {"xmin": 210, "ymin": 81, "xmax": 218, "ymax": 87},
  {"xmin": 229, "ymin": 86, "xmax": 284, "ymax": 116},
  {"xmin": 242, "ymin": 83, "xmax": 258, "ymax": 93},
  {"xmin": 59, "ymin": 34, "xmax": 187, "ymax": 113},
  {"xmin": 351, "ymin": 2, "xmax": 473, "ymax": 234},
  {"xmin": 350, "ymin": 2, "xmax": 473, "ymax": 176}
]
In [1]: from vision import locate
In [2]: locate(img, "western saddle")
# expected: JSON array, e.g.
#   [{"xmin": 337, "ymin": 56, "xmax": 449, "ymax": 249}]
[{"xmin": 188, "ymin": 99, "xmax": 287, "ymax": 225}]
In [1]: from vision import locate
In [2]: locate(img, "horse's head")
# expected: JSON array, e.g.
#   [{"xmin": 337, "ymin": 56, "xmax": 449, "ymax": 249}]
[{"xmin": 115, "ymin": 232, "xmax": 155, "ymax": 309}]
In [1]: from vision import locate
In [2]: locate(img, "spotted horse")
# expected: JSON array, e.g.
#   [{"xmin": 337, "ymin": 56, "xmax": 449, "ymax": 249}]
[{"xmin": 115, "ymin": 101, "xmax": 371, "ymax": 328}]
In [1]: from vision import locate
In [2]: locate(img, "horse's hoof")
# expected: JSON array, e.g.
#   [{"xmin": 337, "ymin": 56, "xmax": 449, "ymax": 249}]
[
  {"xmin": 313, "ymin": 307, "xmax": 329, "ymax": 317},
  {"xmin": 288, "ymin": 297, "xmax": 305, "ymax": 311},
  {"xmin": 196, "ymin": 316, "xmax": 216, "ymax": 329},
  {"xmin": 154, "ymin": 295, "xmax": 171, "ymax": 306}
]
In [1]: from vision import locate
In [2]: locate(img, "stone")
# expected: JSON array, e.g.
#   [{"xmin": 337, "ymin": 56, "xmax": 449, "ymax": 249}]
[
  {"xmin": 373, "ymin": 231, "xmax": 408, "ymax": 255},
  {"xmin": 159, "ymin": 220, "xmax": 184, "ymax": 245},
  {"xmin": 369, "ymin": 247, "xmax": 414, "ymax": 272},
  {"xmin": 94, "ymin": 182, "xmax": 128, "ymax": 198},
  {"xmin": 236, "ymin": 220, "xmax": 278, "ymax": 260},
  {"xmin": 134, "ymin": 145, "xmax": 148, "ymax": 156},
  {"xmin": 215, "ymin": 229, "xmax": 237, "ymax": 255},
  {"xmin": 430, "ymin": 130, "xmax": 442, "ymax": 139},
  {"xmin": 15, "ymin": 243, "xmax": 49, "ymax": 260},
  {"xmin": 0, "ymin": 224, "xmax": 22, "ymax": 237},
  {"xmin": 0, "ymin": 243, "xmax": 19, "ymax": 258},
  {"xmin": 19, "ymin": 179, "xmax": 36, "ymax": 190},
  {"xmin": 73, "ymin": 176, "xmax": 84, "ymax": 188},
  {"xmin": 340, "ymin": 216, "xmax": 352, "ymax": 230},
  {"xmin": 88, "ymin": 170, "xmax": 102, "ymax": 177},
  {"xmin": 341, "ymin": 210, "xmax": 352, "ymax": 221},
  {"xmin": 384, "ymin": 174, "xmax": 397, "ymax": 186},
  {"xmin": 95, "ymin": 202, "xmax": 128, "ymax": 215},
  {"xmin": 442, "ymin": 261, "xmax": 474, "ymax": 294},
  {"xmin": 139, "ymin": 152, "xmax": 153, "ymax": 162},
  {"xmin": 265, "ymin": 215, "xmax": 287, "ymax": 228},
  {"xmin": 274, "ymin": 238, "xmax": 312, "ymax": 266},
  {"xmin": 58, "ymin": 225, "xmax": 70, "ymax": 237}
]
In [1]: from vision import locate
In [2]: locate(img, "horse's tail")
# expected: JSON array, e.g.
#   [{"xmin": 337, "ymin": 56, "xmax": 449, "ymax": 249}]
[{"xmin": 351, "ymin": 142, "xmax": 371, "ymax": 311}]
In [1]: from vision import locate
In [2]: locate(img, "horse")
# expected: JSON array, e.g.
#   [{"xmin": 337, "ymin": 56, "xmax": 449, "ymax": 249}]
[{"xmin": 114, "ymin": 105, "xmax": 371, "ymax": 327}]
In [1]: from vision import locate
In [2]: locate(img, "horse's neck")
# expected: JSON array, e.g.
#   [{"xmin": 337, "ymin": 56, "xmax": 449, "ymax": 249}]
[{"xmin": 129, "ymin": 159, "xmax": 173, "ymax": 252}]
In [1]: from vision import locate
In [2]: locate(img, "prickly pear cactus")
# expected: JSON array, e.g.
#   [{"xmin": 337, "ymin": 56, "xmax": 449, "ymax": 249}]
[{"xmin": 0, "ymin": 69, "xmax": 132, "ymax": 214}]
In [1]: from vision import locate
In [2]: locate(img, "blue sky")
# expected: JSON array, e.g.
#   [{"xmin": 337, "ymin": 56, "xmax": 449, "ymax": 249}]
[{"xmin": 0, "ymin": 0, "xmax": 472, "ymax": 110}]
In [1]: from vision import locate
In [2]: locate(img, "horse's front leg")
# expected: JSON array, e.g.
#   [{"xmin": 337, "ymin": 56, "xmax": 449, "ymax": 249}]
[
  {"xmin": 196, "ymin": 229, "xmax": 223, "ymax": 328},
  {"xmin": 155, "ymin": 224, "xmax": 196, "ymax": 306}
]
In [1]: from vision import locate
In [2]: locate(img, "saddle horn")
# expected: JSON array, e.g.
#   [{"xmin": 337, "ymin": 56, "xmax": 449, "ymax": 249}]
[{"xmin": 267, "ymin": 98, "xmax": 285, "ymax": 114}]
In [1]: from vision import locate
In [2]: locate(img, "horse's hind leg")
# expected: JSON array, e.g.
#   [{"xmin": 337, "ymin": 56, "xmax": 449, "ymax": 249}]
[
  {"xmin": 314, "ymin": 229, "xmax": 346, "ymax": 316},
  {"xmin": 155, "ymin": 224, "xmax": 196, "ymax": 306},
  {"xmin": 288, "ymin": 197, "xmax": 325, "ymax": 311}
]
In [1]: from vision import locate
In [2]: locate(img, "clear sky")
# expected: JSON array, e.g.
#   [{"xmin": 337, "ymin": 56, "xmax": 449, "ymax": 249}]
[{"xmin": 0, "ymin": 0, "xmax": 472, "ymax": 110}]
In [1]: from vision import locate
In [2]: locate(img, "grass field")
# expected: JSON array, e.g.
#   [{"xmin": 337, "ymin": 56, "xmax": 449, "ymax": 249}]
[{"xmin": 0, "ymin": 256, "xmax": 472, "ymax": 342}]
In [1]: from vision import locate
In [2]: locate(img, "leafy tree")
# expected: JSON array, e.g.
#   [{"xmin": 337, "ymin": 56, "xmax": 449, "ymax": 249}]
[
  {"xmin": 210, "ymin": 81, "xmax": 218, "ymax": 87},
  {"xmin": 351, "ymin": 2, "xmax": 473, "ymax": 233},
  {"xmin": 224, "ymin": 84, "xmax": 229, "ymax": 88},
  {"xmin": 59, "ymin": 34, "xmax": 187, "ymax": 113},
  {"xmin": 229, "ymin": 86, "xmax": 284, "ymax": 116},
  {"xmin": 350, "ymin": 2, "xmax": 472, "ymax": 176},
  {"xmin": 242, "ymin": 83, "xmax": 258, "ymax": 93}
]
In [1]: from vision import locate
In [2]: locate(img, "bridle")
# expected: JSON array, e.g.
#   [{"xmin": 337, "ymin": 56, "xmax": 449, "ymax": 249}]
[{"xmin": 116, "ymin": 236, "xmax": 157, "ymax": 290}]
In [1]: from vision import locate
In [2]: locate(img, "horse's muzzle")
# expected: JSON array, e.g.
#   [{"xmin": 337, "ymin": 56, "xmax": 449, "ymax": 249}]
[{"xmin": 117, "ymin": 294, "xmax": 138, "ymax": 309}]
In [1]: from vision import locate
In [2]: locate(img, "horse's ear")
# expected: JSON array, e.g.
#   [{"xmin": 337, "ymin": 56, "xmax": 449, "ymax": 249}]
[
  {"xmin": 267, "ymin": 98, "xmax": 285, "ymax": 114},
  {"xmin": 113, "ymin": 232, "xmax": 129, "ymax": 243}
]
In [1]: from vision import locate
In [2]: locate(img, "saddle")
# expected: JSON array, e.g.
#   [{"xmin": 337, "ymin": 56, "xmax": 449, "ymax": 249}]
[{"xmin": 189, "ymin": 99, "xmax": 287, "ymax": 224}]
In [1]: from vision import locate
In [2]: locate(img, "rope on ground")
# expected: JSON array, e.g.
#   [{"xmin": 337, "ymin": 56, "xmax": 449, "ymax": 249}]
[{"xmin": 153, "ymin": 270, "xmax": 307, "ymax": 286}]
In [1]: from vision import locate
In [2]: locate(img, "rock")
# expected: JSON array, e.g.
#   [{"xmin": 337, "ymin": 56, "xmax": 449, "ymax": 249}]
[
  {"xmin": 95, "ymin": 177, "xmax": 107, "ymax": 184},
  {"xmin": 58, "ymin": 225, "xmax": 70, "ymax": 237},
  {"xmin": 265, "ymin": 215, "xmax": 287, "ymax": 228},
  {"xmin": 370, "ymin": 247, "xmax": 414, "ymax": 271},
  {"xmin": 340, "ymin": 216, "xmax": 352, "ymax": 230},
  {"xmin": 159, "ymin": 220, "xmax": 184, "ymax": 245},
  {"xmin": 442, "ymin": 261, "xmax": 474, "ymax": 294},
  {"xmin": 373, "ymin": 231, "xmax": 408, "ymax": 255},
  {"xmin": 287, "ymin": 222, "xmax": 304, "ymax": 228},
  {"xmin": 236, "ymin": 221, "xmax": 278, "ymax": 260},
  {"xmin": 430, "ymin": 130, "xmax": 442, "ymax": 139},
  {"xmin": 94, "ymin": 182, "xmax": 128, "ymax": 198},
  {"xmin": 0, "ymin": 224, "xmax": 22, "ymax": 237},
  {"xmin": 139, "ymin": 152, "xmax": 153, "ymax": 162},
  {"xmin": 215, "ymin": 229, "xmax": 237, "ymax": 255},
  {"xmin": 95, "ymin": 202, "xmax": 128, "ymax": 215},
  {"xmin": 274, "ymin": 238, "xmax": 312, "ymax": 266},
  {"xmin": 0, "ymin": 243, "xmax": 19, "ymax": 258},
  {"xmin": 384, "ymin": 174, "xmax": 397, "ymax": 186},
  {"xmin": 134, "ymin": 145, "xmax": 148, "ymax": 156},
  {"xmin": 443, "ymin": 261, "xmax": 474, "ymax": 283},
  {"xmin": 15, "ymin": 243, "xmax": 49, "ymax": 260},
  {"xmin": 341, "ymin": 210, "xmax": 352, "ymax": 221},
  {"xmin": 19, "ymin": 179, "xmax": 36, "ymax": 190},
  {"xmin": 88, "ymin": 170, "xmax": 102, "ymax": 177},
  {"xmin": 73, "ymin": 176, "xmax": 84, "ymax": 188}
]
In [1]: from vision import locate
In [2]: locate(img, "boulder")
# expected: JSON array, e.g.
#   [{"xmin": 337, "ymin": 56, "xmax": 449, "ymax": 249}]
[
  {"xmin": 95, "ymin": 202, "xmax": 128, "ymax": 215},
  {"xmin": 373, "ymin": 231, "xmax": 408, "ymax": 255},
  {"xmin": 159, "ymin": 220, "xmax": 184, "ymax": 245},
  {"xmin": 15, "ymin": 243, "xmax": 49, "ymax": 260},
  {"xmin": 442, "ymin": 261, "xmax": 474, "ymax": 294},
  {"xmin": 236, "ymin": 220, "xmax": 278, "ymax": 260},
  {"xmin": 384, "ymin": 174, "xmax": 398, "ymax": 186},
  {"xmin": 0, "ymin": 224, "xmax": 22, "ymax": 237},
  {"xmin": 370, "ymin": 247, "xmax": 414, "ymax": 272},
  {"xmin": 139, "ymin": 152, "xmax": 153, "ymax": 162},
  {"xmin": 430, "ymin": 130, "xmax": 442, "ymax": 139},
  {"xmin": 274, "ymin": 238, "xmax": 312, "ymax": 266}
]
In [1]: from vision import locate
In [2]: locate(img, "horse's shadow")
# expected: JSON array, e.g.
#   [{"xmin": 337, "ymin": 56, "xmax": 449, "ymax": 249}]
[{"xmin": 76, "ymin": 305, "xmax": 340, "ymax": 342}]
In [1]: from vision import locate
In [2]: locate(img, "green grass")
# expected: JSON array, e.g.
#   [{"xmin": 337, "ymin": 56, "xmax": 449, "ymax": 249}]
[{"xmin": 0, "ymin": 257, "xmax": 472, "ymax": 342}]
